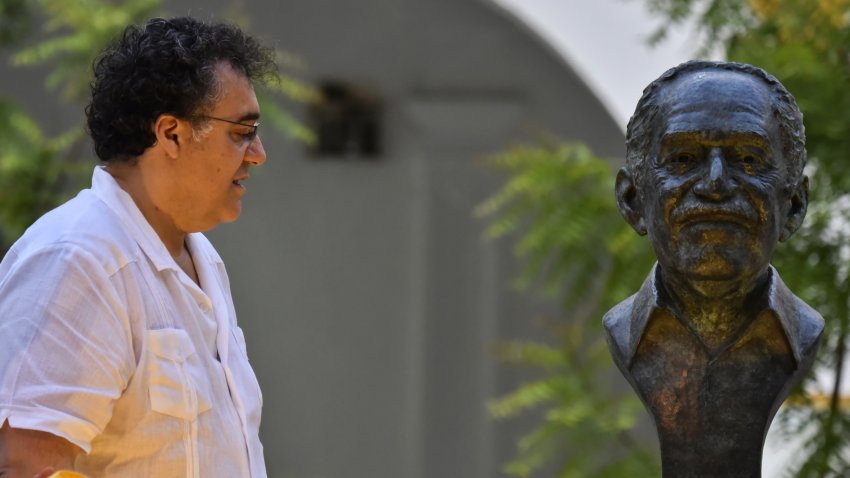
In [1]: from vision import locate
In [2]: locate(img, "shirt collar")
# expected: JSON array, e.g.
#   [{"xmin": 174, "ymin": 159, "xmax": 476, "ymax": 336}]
[
  {"xmin": 89, "ymin": 166, "xmax": 197, "ymax": 273},
  {"xmin": 624, "ymin": 263, "xmax": 807, "ymax": 366}
]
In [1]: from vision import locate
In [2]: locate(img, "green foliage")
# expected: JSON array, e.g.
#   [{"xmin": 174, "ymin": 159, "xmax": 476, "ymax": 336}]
[
  {"xmin": 0, "ymin": 0, "xmax": 315, "ymax": 253},
  {"xmin": 0, "ymin": 99, "xmax": 87, "ymax": 246},
  {"xmin": 641, "ymin": 0, "xmax": 756, "ymax": 52},
  {"xmin": 255, "ymin": 50, "xmax": 319, "ymax": 147},
  {"xmin": 479, "ymin": 143, "xmax": 658, "ymax": 477},
  {"xmin": 256, "ymin": 88, "xmax": 316, "ymax": 147},
  {"xmin": 12, "ymin": 0, "xmax": 161, "ymax": 101},
  {"xmin": 0, "ymin": 0, "xmax": 32, "ymax": 46},
  {"xmin": 477, "ymin": 143, "xmax": 653, "ymax": 309}
]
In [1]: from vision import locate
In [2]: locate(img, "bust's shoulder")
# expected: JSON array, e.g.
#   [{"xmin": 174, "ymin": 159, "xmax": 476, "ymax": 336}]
[
  {"xmin": 603, "ymin": 267, "xmax": 659, "ymax": 365},
  {"xmin": 791, "ymin": 294, "xmax": 825, "ymax": 355},
  {"xmin": 603, "ymin": 293, "xmax": 638, "ymax": 366},
  {"xmin": 769, "ymin": 268, "xmax": 825, "ymax": 363},
  {"xmin": 603, "ymin": 294, "xmax": 636, "ymax": 334},
  {"xmin": 793, "ymin": 295, "xmax": 824, "ymax": 326}
]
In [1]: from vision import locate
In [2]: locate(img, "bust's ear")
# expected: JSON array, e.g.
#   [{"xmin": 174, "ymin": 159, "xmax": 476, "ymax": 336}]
[
  {"xmin": 780, "ymin": 175, "xmax": 809, "ymax": 242},
  {"xmin": 615, "ymin": 167, "xmax": 647, "ymax": 236}
]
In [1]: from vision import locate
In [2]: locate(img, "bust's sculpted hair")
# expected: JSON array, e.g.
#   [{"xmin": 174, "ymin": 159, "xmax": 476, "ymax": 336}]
[{"xmin": 624, "ymin": 60, "xmax": 806, "ymax": 190}]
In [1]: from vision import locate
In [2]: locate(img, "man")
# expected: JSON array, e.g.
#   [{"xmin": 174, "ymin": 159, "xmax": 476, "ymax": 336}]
[
  {"xmin": 0, "ymin": 17, "xmax": 273, "ymax": 477},
  {"xmin": 605, "ymin": 61, "xmax": 824, "ymax": 477}
]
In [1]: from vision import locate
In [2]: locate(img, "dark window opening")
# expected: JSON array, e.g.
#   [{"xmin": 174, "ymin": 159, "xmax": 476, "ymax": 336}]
[{"xmin": 308, "ymin": 80, "xmax": 383, "ymax": 158}]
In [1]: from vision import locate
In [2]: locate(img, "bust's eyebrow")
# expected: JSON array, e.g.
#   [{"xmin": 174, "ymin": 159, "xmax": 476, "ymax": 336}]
[{"xmin": 660, "ymin": 130, "xmax": 771, "ymax": 148}]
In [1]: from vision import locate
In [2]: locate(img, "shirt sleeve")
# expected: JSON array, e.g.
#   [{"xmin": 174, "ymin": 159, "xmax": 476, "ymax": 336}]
[{"xmin": 0, "ymin": 244, "xmax": 135, "ymax": 453}]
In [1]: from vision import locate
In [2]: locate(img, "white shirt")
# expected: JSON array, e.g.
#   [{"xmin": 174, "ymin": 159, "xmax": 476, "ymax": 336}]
[{"xmin": 0, "ymin": 167, "xmax": 266, "ymax": 477}]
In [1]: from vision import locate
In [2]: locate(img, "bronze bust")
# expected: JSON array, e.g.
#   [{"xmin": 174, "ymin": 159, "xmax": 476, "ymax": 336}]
[{"xmin": 604, "ymin": 61, "xmax": 824, "ymax": 477}]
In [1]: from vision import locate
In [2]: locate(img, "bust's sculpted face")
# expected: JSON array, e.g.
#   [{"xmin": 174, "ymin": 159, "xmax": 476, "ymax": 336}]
[{"xmin": 620, "ymin": 69, "xmax": 808, "ymax": 293}]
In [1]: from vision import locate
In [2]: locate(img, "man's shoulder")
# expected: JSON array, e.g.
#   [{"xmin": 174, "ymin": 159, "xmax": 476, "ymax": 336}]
[{"xmin": 7, "ymin": 191, "xmax": 139, "ymax": 275}]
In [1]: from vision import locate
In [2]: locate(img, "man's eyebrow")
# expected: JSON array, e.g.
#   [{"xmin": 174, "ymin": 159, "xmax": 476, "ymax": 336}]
[{"xmin": 238, "ymin": 112, "xmax": 261, "ymax": 123}]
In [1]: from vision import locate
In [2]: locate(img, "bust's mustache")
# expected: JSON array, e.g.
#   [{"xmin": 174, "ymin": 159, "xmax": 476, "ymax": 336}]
[{"xmin": 671, "ymin": 198, "xmax": 759, "ymax": 229}]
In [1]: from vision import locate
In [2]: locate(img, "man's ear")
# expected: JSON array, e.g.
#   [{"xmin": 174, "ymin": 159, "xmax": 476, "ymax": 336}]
[
  {"xmin": 780, "ymin": 175, "xmax": 809, "ymax": 242},
  {"xmin": 153, "ymin": 114, "xmax": 183, "ymax": 159},
  {"xmin": 615, "ymin": 167, "xmax": 647, "ymax": 236}
]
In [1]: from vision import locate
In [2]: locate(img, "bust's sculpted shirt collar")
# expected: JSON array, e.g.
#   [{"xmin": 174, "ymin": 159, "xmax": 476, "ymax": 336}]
[{"xmin": 622, "ymin": 263, "xmax": 809, "ymax": 367}]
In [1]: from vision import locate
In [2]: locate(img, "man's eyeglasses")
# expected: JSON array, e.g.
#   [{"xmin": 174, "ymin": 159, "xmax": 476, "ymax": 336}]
[{"xmin": 198, "ymin": 115, "xmax": 260, "ymax": 141}]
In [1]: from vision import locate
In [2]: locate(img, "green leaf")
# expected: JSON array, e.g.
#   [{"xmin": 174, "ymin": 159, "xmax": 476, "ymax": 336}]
[{"xmin": 481, "ymin": 140, "xmax": 657, "ymax": 476}]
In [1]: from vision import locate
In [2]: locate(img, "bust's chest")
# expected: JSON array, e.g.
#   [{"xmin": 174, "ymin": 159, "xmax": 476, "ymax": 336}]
[{"xmin": 629, "ymin": 309, "xmax": 796, "ymax": 475}]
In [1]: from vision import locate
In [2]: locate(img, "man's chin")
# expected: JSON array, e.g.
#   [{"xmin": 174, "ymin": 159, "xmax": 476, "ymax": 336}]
[
  {"xmin": 196, "ymin": 208, "xmax": 241, "ymax": 233},
  {"xmin": 220, "ymin": 204, "xmax": 243, "ymax": 224}
]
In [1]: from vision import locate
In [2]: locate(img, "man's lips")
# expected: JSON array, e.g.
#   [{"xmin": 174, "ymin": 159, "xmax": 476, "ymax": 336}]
[{"xmin": 231, "ymin": 176, "xmax": 249, "ymax": 193}]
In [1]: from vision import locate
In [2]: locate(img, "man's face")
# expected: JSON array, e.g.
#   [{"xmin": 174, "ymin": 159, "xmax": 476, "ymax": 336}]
[
  {"xmin": 165, "ymin": 62, "xmax": 267, "ymax": 233},
  {"xmin": 637, "ymin": 70, "xmax": 800, "ymax": 289}
]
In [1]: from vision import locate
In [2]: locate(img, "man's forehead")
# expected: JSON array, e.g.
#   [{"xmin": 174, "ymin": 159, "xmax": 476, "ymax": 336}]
[{"xmin": 207, "ymin": 61, "xmax": 260, "ymax": 119}]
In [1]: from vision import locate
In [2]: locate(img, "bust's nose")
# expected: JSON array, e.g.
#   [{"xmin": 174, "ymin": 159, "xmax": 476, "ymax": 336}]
[{"xmin": 693, "ymin": 148, "xmax": 735, "ymax": 200}]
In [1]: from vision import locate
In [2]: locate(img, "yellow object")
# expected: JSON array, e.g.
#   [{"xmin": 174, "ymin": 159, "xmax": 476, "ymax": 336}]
[{"xmin": 48, "ymin": 471, "xmax": 88, "ymax": 478}]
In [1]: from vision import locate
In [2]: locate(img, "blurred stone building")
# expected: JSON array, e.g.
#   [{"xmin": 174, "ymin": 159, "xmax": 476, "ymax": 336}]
[{"xmin": 1, "ymin": 0, "xmax": 625, "ymax": 476}]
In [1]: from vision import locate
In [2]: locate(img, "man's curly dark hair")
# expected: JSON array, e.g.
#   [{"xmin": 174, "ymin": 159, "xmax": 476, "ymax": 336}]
[{"xmin": 86, "ymin": 17, "xmax": 277, "ymax": 163}]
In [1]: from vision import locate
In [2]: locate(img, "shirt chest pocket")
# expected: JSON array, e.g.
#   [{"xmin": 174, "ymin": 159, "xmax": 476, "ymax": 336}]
[{"xmin": 146, "ymin": 328, "xmax": 212, "ymax": 420}]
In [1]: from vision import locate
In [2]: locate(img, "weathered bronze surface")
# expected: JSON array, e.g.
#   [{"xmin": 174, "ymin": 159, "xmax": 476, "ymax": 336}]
[{"xmin": 604, "ymin": 61, "xmax": 824, "ymax": 477}]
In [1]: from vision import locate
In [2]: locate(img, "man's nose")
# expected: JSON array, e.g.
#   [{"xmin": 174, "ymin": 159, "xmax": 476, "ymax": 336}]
[
  {"xmin": 245, "ymin": 135, "xmax": 267, "ymax": 166},
  {"xmin": 693, "ymin": 148, "xmax": 734, "ymax": 200}
]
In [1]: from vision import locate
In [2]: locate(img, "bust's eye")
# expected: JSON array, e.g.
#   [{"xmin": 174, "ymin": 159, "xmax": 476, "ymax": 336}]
[
  {"xmin": 663, "ymin": 151, "xmax": 698, "ymax": 168},
  {"xmin": 732, "ymin": 150, "xmax": 769, "ymax": 174},
  {"xmin": 673, "ymin": 153, "xmax": 696, "ymax": 163}
]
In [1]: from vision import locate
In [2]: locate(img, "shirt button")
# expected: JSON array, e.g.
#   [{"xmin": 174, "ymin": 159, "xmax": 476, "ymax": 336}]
[{"xmin": 199, "ymin": 301, "xmax": 212, "ymax": 313}]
